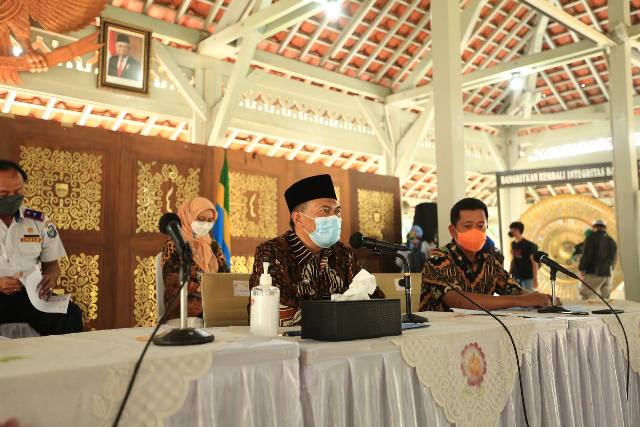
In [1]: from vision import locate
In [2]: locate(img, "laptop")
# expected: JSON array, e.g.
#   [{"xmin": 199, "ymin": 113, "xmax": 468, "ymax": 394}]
[
  {"xmin": 201, "ymin": 273, "xmax": 251, "ymax": 327},
  {"xmin": 373, "ymin": 273, "xmax": 422, "ymax": 313}
]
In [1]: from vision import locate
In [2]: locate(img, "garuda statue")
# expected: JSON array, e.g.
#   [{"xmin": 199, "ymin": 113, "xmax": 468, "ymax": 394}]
[{"xmin": 0, "ymin": 0, "xmax": 108, "ymax": 84}]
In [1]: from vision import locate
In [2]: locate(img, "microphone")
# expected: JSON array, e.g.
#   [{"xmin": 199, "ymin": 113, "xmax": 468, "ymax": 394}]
[
  {"xmin": 349, "ymin": 232, "xmax": 409, "ymax": 252},
  {"xmin": 533, "ymin": 251, "xmax": 578, "ymax": 279},
  {"xmin": 533, "ymin": 250, "xmax": 629, "ymax": 398},
  {"xmin": 158, "ymin": 213, "xmax": 192, "ymax": 263}
]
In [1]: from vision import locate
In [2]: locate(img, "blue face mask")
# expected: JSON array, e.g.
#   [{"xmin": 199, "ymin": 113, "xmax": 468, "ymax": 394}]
[{"xmin": 302, "ymin": 214, "xmax": 342, "ymax": 248}]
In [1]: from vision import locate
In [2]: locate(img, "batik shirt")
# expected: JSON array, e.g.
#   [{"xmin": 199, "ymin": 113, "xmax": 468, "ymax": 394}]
[
  {"xmin": 250, "ymin": 230, "xmax": 384, "ymax": 326},
  {"xmin": 419, "ymin": 241, "xmax": 523, "ymax": 312},
  {"xmin": 161, "ymin": 239, "xmax": 229, "ymax": 319}
]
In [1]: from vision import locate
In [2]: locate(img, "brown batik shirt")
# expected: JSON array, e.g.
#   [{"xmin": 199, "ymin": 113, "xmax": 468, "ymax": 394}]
[
  {"xmin": 419, "ymin": 241, "xmax": 523, "ymax": 312},
  {"xmin": 161, "ymin": 239, "xmax": 230, "ymax": 319},
  {"xmin": 250, "ymin": 230, "xmax": 385, "ymax": 326}
]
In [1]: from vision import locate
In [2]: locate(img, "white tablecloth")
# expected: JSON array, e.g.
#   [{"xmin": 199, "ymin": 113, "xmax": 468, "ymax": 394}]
[
  {"xmin": 2, "ymin": 303, "xmax": 639, "ymax": 427},
  {"xmin": 298, "ymin": 311, "xmax": 640, "ymax": 427},
  {"xmin": 0, "ymin": 326, "xmax": 302, "ymax": 427}
]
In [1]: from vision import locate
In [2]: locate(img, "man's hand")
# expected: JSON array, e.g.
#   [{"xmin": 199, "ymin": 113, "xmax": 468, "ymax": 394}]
[
  {"xmin": 543, "ymin": 293, "xmax": 562, "ymax": 306},
  {"xmin": 0, "ymin": 276, "xmax": 23, "ymax": 296},
  {"xmin": 516, "ymin": 292, "xmax": 552, "ymax": 308},
  {"xmin": 37, "ymin": 273, "xmax": 56, "ymax": 299}
]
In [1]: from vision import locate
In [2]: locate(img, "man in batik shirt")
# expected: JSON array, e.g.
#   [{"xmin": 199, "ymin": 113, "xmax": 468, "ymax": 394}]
[
  {"xmin": 420, "ymin": 198, "xmax": 555, "ymax": 312},
  {"xmin": 250, "ymin": 174, "xmax": 384, "ymax": 326}
]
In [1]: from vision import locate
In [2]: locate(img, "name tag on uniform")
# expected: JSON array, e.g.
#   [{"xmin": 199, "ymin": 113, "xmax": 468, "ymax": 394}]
[{"xmin": 20, "ymin": 235, "xmax": 42, "ymax": 244}]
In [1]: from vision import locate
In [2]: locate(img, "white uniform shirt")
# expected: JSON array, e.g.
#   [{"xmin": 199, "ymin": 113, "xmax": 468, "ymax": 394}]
[{"xmin": 0, "ymin": 207, "xmax": 66, "ymax": 278}]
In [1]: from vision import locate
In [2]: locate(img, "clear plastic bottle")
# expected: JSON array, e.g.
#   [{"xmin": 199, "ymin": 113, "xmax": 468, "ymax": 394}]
[{"xmin": 250, "ymin": 262, "xmax": 280, "ymax": 337}]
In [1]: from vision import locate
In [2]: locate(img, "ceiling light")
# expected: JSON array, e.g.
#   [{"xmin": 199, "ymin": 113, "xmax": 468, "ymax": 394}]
[
  {"xmin": 509, "ymin": 73, "xmax": 524, "ymax": 91},
  {"xmin": 324, "ymin": 0, "xmax": 342, "ymax": 20},
  {"xmin": 12, "ymin": 46, "xmax": 22, "ymax": 57}
]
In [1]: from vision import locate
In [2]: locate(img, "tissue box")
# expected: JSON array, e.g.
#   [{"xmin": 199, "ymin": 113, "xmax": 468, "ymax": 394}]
[{"xmin": 301, "ymin": 299, "xmax": 401, "ymax": 341}]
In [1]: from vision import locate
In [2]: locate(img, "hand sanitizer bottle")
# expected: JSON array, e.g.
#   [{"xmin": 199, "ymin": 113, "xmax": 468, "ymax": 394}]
[{"xmin": 250, "ymin": 262, "xmax": 280, "ymax": 337}]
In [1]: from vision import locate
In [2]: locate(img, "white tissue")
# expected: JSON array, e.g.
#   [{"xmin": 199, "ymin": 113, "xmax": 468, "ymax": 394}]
[{"xmin": 331, "ymin": 269, "xmax": 378, "ymax": 301}]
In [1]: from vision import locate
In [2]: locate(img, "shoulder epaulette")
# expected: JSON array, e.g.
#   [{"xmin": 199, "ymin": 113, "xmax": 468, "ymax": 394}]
[{"xmin": 24, "ymin": 209, "xmax": 45, "ymax": 222}]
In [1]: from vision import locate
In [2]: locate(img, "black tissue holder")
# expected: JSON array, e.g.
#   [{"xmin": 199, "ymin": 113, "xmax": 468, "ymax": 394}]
[{"xmin": 301, "ymin": 299, "xmax": 401, "ymax": 341}]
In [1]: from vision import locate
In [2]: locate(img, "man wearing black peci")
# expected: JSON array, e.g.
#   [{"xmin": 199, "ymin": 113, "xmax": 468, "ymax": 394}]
[{"xmin": 249, "ymin": 174, "xmax": 384, "ymax": 326}]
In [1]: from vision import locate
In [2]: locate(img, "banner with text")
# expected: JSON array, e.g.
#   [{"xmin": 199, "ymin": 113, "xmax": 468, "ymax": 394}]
[{"xmin": 496, "ymin": 161, "xmax": 640, "ymax": 188}]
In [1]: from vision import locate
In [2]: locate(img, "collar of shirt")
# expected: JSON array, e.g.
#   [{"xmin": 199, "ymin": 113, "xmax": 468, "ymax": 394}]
[
  {"xmin": 285, "ymin": 229, "xmax": 332, "ymax": 265},
  {"xmin": 446, "ymin": 241, "xmax": 490, "ymax": 278},
  {"xmin": 0, "ymin": 207, "xmax": 23, "ymax": 230}
]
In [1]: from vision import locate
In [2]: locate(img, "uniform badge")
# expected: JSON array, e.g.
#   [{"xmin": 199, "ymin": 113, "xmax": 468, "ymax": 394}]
[
  {"xmin": 21, "ymin": 235, "xmax": 42, "ymax": 243},
  {"xmin": 46, "ymin": 224, "xmax": 58, "ymax": 238},
  {"xmin": 24, "ymin": 209, "xmax": 45, "ymax": 222}
]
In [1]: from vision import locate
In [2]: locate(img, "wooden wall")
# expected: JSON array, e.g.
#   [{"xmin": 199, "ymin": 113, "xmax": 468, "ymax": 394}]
[{"xmin": 0, "ymin": 116, "xmax": 401, "ymax": 329}]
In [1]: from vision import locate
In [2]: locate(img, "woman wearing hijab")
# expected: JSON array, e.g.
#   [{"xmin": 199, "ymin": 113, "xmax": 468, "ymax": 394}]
[
  {"xmin": 396, "ymin": 225, "xmax": 433, "ymax": 272},
  {"xmin": 161, "ymin": 197, "xmax": 229, "ymax": 319}
]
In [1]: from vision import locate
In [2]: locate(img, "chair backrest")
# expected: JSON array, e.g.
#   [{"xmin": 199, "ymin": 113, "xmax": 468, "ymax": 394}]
[{"xmin": 155, "ymin": 252, "xmax": 165, "ymax": 321}]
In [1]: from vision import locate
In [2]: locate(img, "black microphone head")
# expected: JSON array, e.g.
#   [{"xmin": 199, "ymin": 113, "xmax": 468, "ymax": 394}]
[
  {"xmin": 533, "ymin": 251, "xmax": 547, "ymax": 263},
  {"xmin": 349, "ymin": 232, "xmax": 364, "ymax": 249},
  {"xmin": 158, "ymin": 212, "xmax": 181, "ymax": 234}
]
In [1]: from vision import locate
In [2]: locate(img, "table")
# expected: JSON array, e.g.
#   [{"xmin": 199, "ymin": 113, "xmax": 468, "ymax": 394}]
[
  {"xmin": 1, "ymin": 302, "xmax": 639, "ymax": 427},
  {"xmin": 298, "ymin": 306, "xmax": 640, "ymax": 427},
  {"xmin": 0, "ymin": 327, "xmax": 303, "ymax": 427}
]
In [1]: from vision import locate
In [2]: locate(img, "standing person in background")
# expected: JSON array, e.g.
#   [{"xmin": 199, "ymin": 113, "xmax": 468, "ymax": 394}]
[
  {"xmin": 508, "ymin": 221, "xmax": 538, "ymax": 291},
  {"xmin": 571, "ymin": 228, "xmax": 592, "ymax": 264},
  {"xmin": 396, "ymin": 225, "xmax": 430, "ymax": 273},
  {"xmin": 578, "ymin": 220, "xmax": 617, "ymax": 299}
]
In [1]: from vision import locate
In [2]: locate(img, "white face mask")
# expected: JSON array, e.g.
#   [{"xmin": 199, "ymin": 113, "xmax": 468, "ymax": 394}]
[{"xmin": 191, "ymin": 221, "xmax": 213, "ymax": 237}]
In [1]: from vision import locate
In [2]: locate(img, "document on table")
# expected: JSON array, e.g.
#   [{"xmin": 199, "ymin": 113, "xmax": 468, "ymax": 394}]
[{"xmin": 20, "ymin": 269, "xmax": 70, "ymax": 314}]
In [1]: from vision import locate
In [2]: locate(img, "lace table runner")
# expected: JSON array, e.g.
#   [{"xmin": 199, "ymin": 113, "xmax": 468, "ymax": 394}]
[
  {"xmin": 391, "ymin": 318, "xmax": 536, "ymax": 427},
  {"xmin": 0, "ymin": 327, "xmax": 216, "ymax": 426}
]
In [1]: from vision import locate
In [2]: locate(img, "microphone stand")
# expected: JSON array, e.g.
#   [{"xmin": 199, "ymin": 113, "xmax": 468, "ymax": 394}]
[
  {"xmin": 153, "ymin": 246, "xmax": 214, "ymax": 346},
  {"xmin": 370, "ymin": 248, "xmax": 428, "ymax": 324},
  {"xmin": 537, "ymin": 268, "xmax": 572, "ymax": 314}
]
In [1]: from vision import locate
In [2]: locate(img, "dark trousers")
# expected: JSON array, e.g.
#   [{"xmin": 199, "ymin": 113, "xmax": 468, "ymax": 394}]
[{"xmin": 0, "ymin": 289, "xmax": 84, "ymax": 335}]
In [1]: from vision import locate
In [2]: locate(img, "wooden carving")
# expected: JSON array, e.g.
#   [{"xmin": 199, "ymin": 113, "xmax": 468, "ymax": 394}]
[{"xmin": 0, "ymin": 0, "xmax": 107, "ymax": 84}]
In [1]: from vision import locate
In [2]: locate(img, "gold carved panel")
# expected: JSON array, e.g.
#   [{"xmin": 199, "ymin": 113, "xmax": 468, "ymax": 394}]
[
  {"xmin": 229, "ymin": 172, "xmax": 277, "ymax": 239},
  {"xmin": 57, "ymin": 254, "xmax": 99, "ymax": 327},
  {"xmin": 19, "ymin": 146, "xmax": 102, "ymax": 231},
  {"xmin": 133, "ymin": 256, "xmax": 157, "ymax": 327},
  {"xmin": 230, "ymin": 256, "xmax": 255, "ymax": 273},
  {"xmin": 357, "ymin": 189, "xmax": 394, "ymax": 240},
  {"xmin": 136, "ymin": 161, "xmax": 201, "ymax": 233}
]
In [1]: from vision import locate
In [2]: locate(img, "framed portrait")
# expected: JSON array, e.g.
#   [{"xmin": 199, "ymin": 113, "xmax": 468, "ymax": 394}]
[{"xmin": 98, "ymin": 20, "xmax": 151, "ymax": 94}]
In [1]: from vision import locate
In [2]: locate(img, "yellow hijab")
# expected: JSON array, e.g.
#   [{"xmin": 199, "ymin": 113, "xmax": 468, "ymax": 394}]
[{"xmin": 177, "ymin": 197, "xmax": 218, "ymax": 273}]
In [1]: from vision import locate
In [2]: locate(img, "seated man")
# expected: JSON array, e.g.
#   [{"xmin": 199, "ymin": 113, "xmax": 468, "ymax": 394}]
[
  {"xmin": 0, "ymin": 160, "xmax": 83, "ymax": 335},
  {"xmin": 250, "ymin": 174, "xmax": 383, "ymax": 326},
  {"xmin": 419, "ymin": 197, "xmax": 553, "ymax": 311}
]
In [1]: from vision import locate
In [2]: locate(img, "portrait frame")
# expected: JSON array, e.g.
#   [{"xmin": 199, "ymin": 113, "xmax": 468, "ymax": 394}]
[{"xmin": 98, "ymin": 20, "xmax": 151, "ymax": 94}]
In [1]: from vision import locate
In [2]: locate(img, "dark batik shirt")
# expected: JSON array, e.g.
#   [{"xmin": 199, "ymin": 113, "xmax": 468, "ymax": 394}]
[
  {"xmin": 250, "ymin": 230, "xmax": 384, "ymax": 326},
  {"xmin": 419, "ymin": 241, "xmax": 523, "ymax": 312},
  {"xmin": 161, "ymin": 239, "xmax": 229, "ymax": 319}
]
